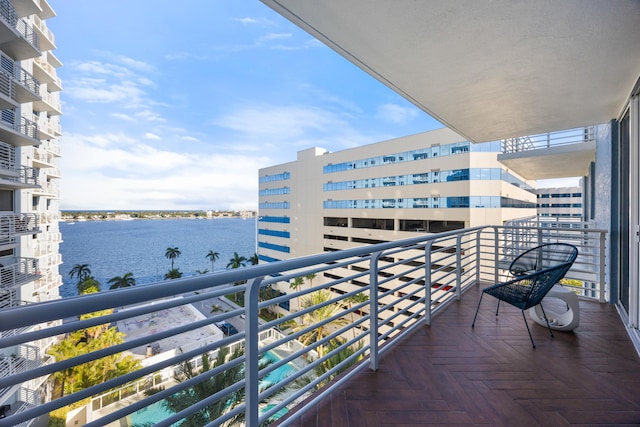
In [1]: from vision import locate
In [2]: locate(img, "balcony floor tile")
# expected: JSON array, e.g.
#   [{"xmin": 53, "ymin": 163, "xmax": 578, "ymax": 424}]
[{"xmin": 280, "ymin": 285, "xmax": 640, "ymax": 426}]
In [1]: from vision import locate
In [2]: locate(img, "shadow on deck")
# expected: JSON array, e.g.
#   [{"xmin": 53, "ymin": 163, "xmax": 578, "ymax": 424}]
[{"xmin": 282, "ymin": 285, "xmax": 640, "ymax": 426}]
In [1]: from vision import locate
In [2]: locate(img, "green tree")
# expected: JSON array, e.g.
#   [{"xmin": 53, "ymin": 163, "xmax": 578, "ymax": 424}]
[
  {"xmin": 293, "ymin": 289, "xmax": 348, "ymax": 357},
  {"xmin": 226, "ymin": 252, "xmax": 247, "ymax": 270},
  {"xmin": 344, "ymin": 292, "xmax": 369, "ymax": 339},
  {"xmin": 305, "ymin": 273, "xmax": 317, "ymax": 289},
  {"xmin": 77, "ymin": 276, "xmax": 101, "ymax": 295},
  {"xmin": 69, "ymin": 263, "xmax": 91, "ymax": 288},
  {"xmin": 47, "ymin": 286, "xmax": 141, "ymax": 396},
  {"xmin": 226, "ymin": 252, "xmax": 248, "ymax": 303},
  {"xmin": 165, "ymin": 247, "xmax": 181, "ymax": 269},
  {"xmin": 164, "ymin": 347, "xmax": 245, "ymax": 426},
  {"xmin": 314, "ymin": 338, "xmax": 363, "ymax": 388},
  {"xmin": 289, "ymin": 277, "xmax": 305, "ymax": 312},
  {"xmin": 210, "ymin": 304, "xmax": 224, "ymax": 314},
  {"xmin": 164, "ymin": 268, "xmax": 183, "ymax": 280},
  {"xmin": 107, "ymin": 272, "xmax": 136, "ymax": 290},
  {"xmin": 206, "ymin": 250, "xmax": 220, "ymax": 272},
  {"xmin": 249, "ymin": 253, "xmax": 259, "ymax": 265}
]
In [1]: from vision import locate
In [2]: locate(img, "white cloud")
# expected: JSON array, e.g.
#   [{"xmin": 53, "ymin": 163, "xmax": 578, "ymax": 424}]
[
  {"xmin": 376, "ymin": 103, "xmax": 420, "ymax": 124},
  {"xmin": 262, "ymin": 33, "xmax": 292, "ymax": 41},
  {"xmin": 65, "ymin": 60, "xmax": 157, "ymax": 110},
  {"xmin": 60, "ymin": 132, "xmax": 266, "ymax": 210},
  {"xmin": 235, "ymin": 17, "xmax": 258, "ymax": 25},
  {"xmin": 213, "ymin": 104, "xmax": 347, "ymax": 140},
  {"xmin": 110, "ymin": 113, "xmax": 134, "ymax": 121},
  {"xmin": 145, "ymin": 133, "xmax": 161, "ymax": 140}
]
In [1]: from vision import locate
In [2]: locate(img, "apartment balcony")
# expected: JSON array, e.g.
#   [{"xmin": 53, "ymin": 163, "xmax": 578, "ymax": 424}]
[
  {"xmin": 497, "ymin": 126, "xmax": 597, "ymax": 180},
  {"xmin": 31, "ymin": 148, "xmax": 54, "ymax": 167},
  {"xmin": 1, "ymin": 224, "xmax": 634, "ymax": 427},
  {"xmin": 0, "ymin": 213, "xmax": 38, "ymax": 248},
  {"xmin": 33, "ymin": 115, "xmax": 59, "ymax": 140},
  {"xmin": 42, "ymin": 140, "xmax": 60, "ymax": 155},
  {"xmin": 0, "ymin": 256, "xmax": 39, "ymax": 293},
  {"xmin": 0, "ymin": 166, "xmax": 39, "ymax": 189},
  {"xmin": 33, "ymin": 0, "xmax": 55, "ymax": 20},
  {"xmin": 11, "ymin": 1, "xmax": 40, "ymax": 18},
  {"xmin": 30, "ymin": 15, "xmax": 54, "ymax": 52},
  {"xmin": 31, "ymin": 56, "xmax": 60, "ymax": 90},
  {"xmin": 32, "ymin": 181, "xmax": 58, "ymax": 198},
  {"xmin": 33, "ymin": 88, "xmax": 61, "ymax": 115},
  {"xmin": 0, "ymin": 5, "xmax": 40, "ymax": 61},
  {"xmin": 0, "ymin": 345, "xmax": 39, "ymax": 399},
  {"xmin": 0, "ymin": 110, "xmax": 38, "ymax": 146}
]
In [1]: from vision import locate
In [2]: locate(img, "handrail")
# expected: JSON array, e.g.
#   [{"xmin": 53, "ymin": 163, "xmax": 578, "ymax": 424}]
[
  {"xmin": 501, "ymin": 126, "xmax": 596, "ymax": 154},
  {"xmin": 0, "ymin": 224, "xmax": 607, "ymax": 426}
]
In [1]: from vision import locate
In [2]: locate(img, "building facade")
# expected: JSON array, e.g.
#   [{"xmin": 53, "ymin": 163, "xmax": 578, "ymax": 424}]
[
  {"xmin": 0, "ymin": 0, "xmax": 62, "ymax": 420},
  {"xmin": 258, "ymin": 127, "xmax": 537, "ymax": 313},
  {"xmin": 534, "ymin": 184, "xmax": 583, "ymax": 220}
]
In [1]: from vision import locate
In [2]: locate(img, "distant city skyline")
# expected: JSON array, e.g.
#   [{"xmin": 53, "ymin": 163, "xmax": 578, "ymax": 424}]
[{"xmin": 49, "ymin": 1, "xmax": 442, "ymax": 211}]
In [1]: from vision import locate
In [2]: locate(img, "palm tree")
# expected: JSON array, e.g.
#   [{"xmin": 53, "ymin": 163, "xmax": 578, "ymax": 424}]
[
  {"xmin": 210, "ymin": 304, "xmax": 224, "ymax": 314},
  {"xmin": 77, "ymin": 276, "xmax": 101, "ymax": 295},
  {"xmin": 314, "ymin": 338, "xmax": 363, "ymax": 388},
  {"xmin": 344, "ymin": 292, "xmax": 369, "ymax": 339},
  {"xmin": 165, "ymin": 247, "xmax": 181, "ymax": 269},
  {"xmin": 164, "ymin": 346, "xmax": 274, "ymax": 426},
  {"xmin": 164, "ymin": 268, "xmax": 183, "ymax": 280},
  {"xmin": 249, "ymin": 252, "xmax": 259, "ymax": 265},
  {"xmin": 289, "ymin": 277, "xmax": 305, "ymax": 312},
  {"xmin": 206, "ymin": 250, "xmax": 220, "ymax": 272},
  {"xmin": 305, "ymin": 273, "xmax": 317, "ymax": 289},
  {"xmin": 69, "ymin": 263, "xmax": 91, "ymax": 284},
  {"xmin": 227, "ymin": 252, "xmax": 248, "ymax": 303},
  {"xmin": 226, "ymin": 252, "xmax": 247, "ymax": 270},
  {"xmin": 293, "ymin": 289, "xmax": 348, "ymax": 357},
  {"xmin": 107, "ymin": 272, "xmax": 136, "ymax": 290}
]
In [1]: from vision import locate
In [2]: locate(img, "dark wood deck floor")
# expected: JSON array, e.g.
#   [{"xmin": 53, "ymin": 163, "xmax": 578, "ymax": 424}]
[{"xmin": 282, "ymin": 285, "xmax": 640, "ymax": 426}]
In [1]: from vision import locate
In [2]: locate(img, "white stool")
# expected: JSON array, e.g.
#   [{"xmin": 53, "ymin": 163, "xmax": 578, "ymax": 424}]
[{"xmin": 528, "ymin": 284, "xmax": 580, "ymax": 331}]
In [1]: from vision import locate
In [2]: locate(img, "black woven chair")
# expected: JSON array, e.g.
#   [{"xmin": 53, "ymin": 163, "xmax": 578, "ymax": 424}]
[{"xmin": 472, "ymin": 243, "xmax": 578, "ymax": 348}]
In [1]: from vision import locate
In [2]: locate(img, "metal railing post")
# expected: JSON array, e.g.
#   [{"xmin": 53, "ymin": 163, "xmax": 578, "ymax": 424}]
[
  {"xmin": 475, "ymin": 230, "xmax": 482, "ymax": 284},
  {"xmin": 244, "ymin": 276, "xmax": 264, "ymax": 427},
  {"xmin": 537, "ymin": 227, "xmax": 544, "ymax": 246},
  {"xmin": 424, "ymin": 241, "xmax": 433, "ymax": 325},
  {"xmin": 369, "ymin": 251, "xmax": 381, "ymax": 371},
  {"xmin": 599, "ymin": 231, "xmax": 606, "ymax": 303},
  {"xmin": 493, "ymin": 227, "xmax": 499, "ymax": 283},
  {"xmin": 456, "ymin": 234, "xmax": 462, "ymax": 300}
]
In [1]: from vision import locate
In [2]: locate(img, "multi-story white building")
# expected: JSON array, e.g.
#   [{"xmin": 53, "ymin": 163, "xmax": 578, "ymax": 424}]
[
  {"xmin": 0, "ymin": 0, "xmax": 62, "ymax": 421},
  {"xmin": 535, "ymin": 185, "xmax": 583, "ymax": 220},
  {"xmin": 258, "ymin": 127, "xmax": 537, "ymax": 313}
]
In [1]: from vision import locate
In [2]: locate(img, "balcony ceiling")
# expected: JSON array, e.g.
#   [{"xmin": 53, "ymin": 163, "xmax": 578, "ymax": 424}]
[
  {"xmin": 498, "ymin": 140, "xmax": 596, "ymax": 180},
  {"xmin": 261, "ymin": 0, "xmax": 640, "ymax": 142}
]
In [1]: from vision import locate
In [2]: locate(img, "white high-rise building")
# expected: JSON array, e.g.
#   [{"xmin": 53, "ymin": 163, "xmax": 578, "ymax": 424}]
[
  {"xmin": 0, "ymin": 0, "xmax": 62, "ymax": 421},
  {"xmin": 258, "ymin": 128, "xmax": 537, "ymax": 314}
]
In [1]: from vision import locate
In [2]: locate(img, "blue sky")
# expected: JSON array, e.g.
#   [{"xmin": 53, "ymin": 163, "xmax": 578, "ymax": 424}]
[{"xmin": 47, "ymin": 1, "xmax": 443, "ymax": 210}]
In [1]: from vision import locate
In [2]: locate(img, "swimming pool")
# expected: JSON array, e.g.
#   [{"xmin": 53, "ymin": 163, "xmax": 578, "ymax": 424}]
[
  {"xmin": 129, "ymin": 400, "xmax": 176, "ymax": 426},
  {"xmin": 260, "ymin": 350, "xmax": 297, "ymax": 386},
  {"xmin": 129, "ymin": 350, "xmax": 298, "ymax": 425}
]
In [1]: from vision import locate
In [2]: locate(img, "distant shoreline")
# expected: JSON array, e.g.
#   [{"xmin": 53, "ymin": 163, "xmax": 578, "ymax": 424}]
[{"xmin": 61, "ymin": 210, "xmax": 257, "ymax": 222}]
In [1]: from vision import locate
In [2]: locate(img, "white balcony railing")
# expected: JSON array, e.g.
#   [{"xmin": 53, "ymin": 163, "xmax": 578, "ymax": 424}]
[
  {"xmin": 0, "ymin": 225, "xmax": 607, "ymax": 427},
  {"xmin": 501, "ymin": 126, "xmax": 596, "ymax": 154},
  {"xmin": 0, "ymin": 257, "xmax": 39, "ymax": 292},
  {"xmin": 0, "ymin": 213, "xmax": 38, "ymax": 247}
]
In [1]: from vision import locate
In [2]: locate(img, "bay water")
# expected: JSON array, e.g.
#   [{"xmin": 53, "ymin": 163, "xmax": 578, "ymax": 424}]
[{"xmin": 58, "ymin": 217, "xmax": 257, "ymax": 298}]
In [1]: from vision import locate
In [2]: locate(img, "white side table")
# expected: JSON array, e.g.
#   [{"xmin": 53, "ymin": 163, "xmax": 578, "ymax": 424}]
[{"xmin": 528, "ymin": 284, "xmax": 580, "ymax": 331}]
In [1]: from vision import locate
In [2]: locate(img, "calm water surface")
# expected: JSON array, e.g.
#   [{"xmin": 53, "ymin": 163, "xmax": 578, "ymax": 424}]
[{"xmin": 59, "ymin": 218, "xmax": 257, "ymax": 297}]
